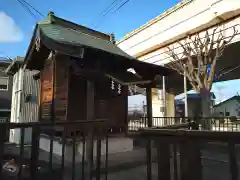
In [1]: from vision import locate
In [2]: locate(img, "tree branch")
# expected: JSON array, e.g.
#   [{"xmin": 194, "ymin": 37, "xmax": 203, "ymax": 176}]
[{"xmin": 166, "ymin": 25, "xmax": 238, "ymax": 92}]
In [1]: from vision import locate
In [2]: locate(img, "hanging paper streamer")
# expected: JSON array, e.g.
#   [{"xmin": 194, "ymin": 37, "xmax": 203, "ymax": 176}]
[
  {"xmin": 118, "ymin": 84, "xmax": 121, "ymax": 94},
  {"xmin": 134, "ymin": 85, "xmax": 137, "ymax": 94},
  {"xmin": 111, "ymin": 80, "xmax": 115, "ymax": 90},
  {"xmin": 128, "ymin": 85, "xmax": 133, "ymax": 95}
]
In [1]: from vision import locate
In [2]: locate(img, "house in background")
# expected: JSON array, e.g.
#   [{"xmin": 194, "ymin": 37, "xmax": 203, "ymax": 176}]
[
  {"xmin": 175, "ymin": 93, "xmax": 216, "ymax": 117},
  {"xmin": 5, "ymin": 56, "xmax": 40, "ymax": 144},
  {"xmin": 0, "ymin": 59, "xmax": 13, "ymax": 122},
  {"xmin": 213, "ymin": 95, "xmax": 240, "ymax": 117}
]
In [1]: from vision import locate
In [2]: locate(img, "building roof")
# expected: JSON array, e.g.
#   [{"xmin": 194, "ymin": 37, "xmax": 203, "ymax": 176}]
[
  {"xmin": 117, "ymin": 0, "xmax": 194, "ymax": 44},
  {"xmin": 214, "ymin": 95, "xmax": 240, "ymax": 108},
  {"xmin": 0, "ymin": 58, "xmax": 12, "ymax": 73},
  {"xmin": 24, "ymin": 12, "xmax": 177, "ymax": 88},
  {"xmin": 187, "ymin": 93, "xmax": 216, "ymax": 99},
  {"xmin": 5, "ymin": 56, "xmax": 24, "ymax": 75},
  {"xmin": 0, "ymin": 59, "xmax": 12, "ymax": 67},
  {"xmin": 36, "ymin": 12, "xmax": 134, "ymax": 60}
]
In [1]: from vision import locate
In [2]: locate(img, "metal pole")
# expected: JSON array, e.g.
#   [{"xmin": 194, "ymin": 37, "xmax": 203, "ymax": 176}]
[
  {"xmin": 184, "ymin": 65, "xmax": 188, "ymax": 117},
  {"xmin": 163, "ymin": 76, "xmax": 166, "ymax": 117},
  {"xmin": 146, "ymin": 87, "xmax": 153, "ymax": 127}
]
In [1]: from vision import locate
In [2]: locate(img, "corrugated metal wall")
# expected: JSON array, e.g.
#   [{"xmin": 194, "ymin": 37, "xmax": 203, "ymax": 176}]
[
  {"xmin": 9, "ymin": 69, "xmax": 40, "ymax": 144},
  {"xmin": 21, "ymin": 69, "xmax": 40, "ymax": 144},
  {"xmin": 21, "ymin": 69, "xmax": 40, "ymax": 123},
  {"xmin": 9, "ymin": 70, "xmax": 22, "ymax": 144}
]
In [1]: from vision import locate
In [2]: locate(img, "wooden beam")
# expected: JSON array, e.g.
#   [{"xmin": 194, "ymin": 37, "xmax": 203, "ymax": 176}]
[
  {"xmin": 86, "ymin": 80, "xmax": 95, "ymax": 180},
  {"xmin": 105, "ymin": 73, "xmax": 152, "ymax": 85}
]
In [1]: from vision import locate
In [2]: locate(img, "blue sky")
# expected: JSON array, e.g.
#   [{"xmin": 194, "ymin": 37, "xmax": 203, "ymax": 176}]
[
  {"xmin": 0, "ymin": 0, "xmax": 181, "ymax": 58},
  {"xmin": 1, "ymin": 0, "xmax": 240, "ymax": 106}
]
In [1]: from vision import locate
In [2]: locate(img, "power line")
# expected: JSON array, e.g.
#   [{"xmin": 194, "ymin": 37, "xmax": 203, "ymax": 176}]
[
  {"xmin": 92, "ymin": 0, "xmax": 122, "ymax": 27},
  {"xmin": 21, "ymin": 0, "xmax": 44, "ymax": 17},
  {"xmin": 99, "ymin": 0, "xmax": 120, "ymax": 17},
  {"xmin": 17, "ymin": 0, "xmax": 38, "ymax": 20},
  {"xmin": 93, "ymin": 0, "xmax": 131, "ymax": 28},
  {"xmin": 16, "ymin": 0, "xmax": 44, "ymax": 20},
  {"xmin": 112, "ymin": 0, "xmax": 130, "ymax": 14},
  {"xmin": 101, "ymin": 0, "xmax": 121, "ymax": 18}
]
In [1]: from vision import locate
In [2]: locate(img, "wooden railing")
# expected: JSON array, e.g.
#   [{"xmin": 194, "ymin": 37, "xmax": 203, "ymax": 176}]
[
  {"xmin": 140, "ymin": 127, "xmax": 240, "ymax": 180},
  {"xmin": 0, "ymin": 120, "xmax": 109, "ymax": 180}
]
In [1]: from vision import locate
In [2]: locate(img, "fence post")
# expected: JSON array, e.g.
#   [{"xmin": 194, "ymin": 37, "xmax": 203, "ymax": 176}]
[
  {"xmin": 146, "ymin": 86, "xmax": 152, "ymax": 180},
  {"xmin": 146, "ymin": 139, "xmax": 152, "ymax": 180},
  {"xmin": 30, "ymin": 125, "xmax": 40, "ymax": 179},
  {"xmin": 95, "ymin": 134, "xmax": 101, "ymax": 180},
  {"xmin": 157, "ymin": 138, "xmax": 171, "ymax": 180},
  {"xmin": 0, "ymin": 123, "xmax": 5, "ymax": 179},
  {"xmin": 229, "ymin": 141, "xmax": 238, "ymax": 180},
  {"xmin": 86, "ymin": 80, "xmax": 95, "ymax": 180},
  {"xmin": 180, "ymin": 137, "xmax": 202, "ymax": 180}
]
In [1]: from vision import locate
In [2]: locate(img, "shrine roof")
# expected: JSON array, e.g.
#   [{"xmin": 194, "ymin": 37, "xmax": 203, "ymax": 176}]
[
  {"xmin": 37, "ymin": 13, "xmax": 134, "ymax": 60},
  {"xmin": 24, "ymin": 12, "xmax": 175, "ymax": 78}
]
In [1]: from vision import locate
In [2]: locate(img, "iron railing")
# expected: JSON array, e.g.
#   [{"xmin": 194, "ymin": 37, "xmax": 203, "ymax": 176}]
[
  {"xmin": 128, "ymin": 116, "xmax": 240, "ymax": 132},
  {"xmin": 200, "ymin": 117, "xmax": 240, "ymax": 131},
  {"xmin": 128, "ymin": 117, "xmax": 190, "ymax": 131}
]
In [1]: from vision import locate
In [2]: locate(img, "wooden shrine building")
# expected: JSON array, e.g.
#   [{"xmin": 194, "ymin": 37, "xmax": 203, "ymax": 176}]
[{"xmin": 22, "ymin": 12, "xmax": 176, "ymax": 135}]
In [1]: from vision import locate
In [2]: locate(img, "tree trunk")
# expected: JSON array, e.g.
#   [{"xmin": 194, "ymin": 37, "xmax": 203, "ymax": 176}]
[{"xmin": 200, "ymin": 88, "xmax": 212, "ymax": 130}]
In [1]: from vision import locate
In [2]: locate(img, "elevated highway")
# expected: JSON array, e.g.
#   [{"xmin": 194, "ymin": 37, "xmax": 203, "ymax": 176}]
[{"xmin": 118, "ymin": 0, "xmax": 240, "ymax": 117}]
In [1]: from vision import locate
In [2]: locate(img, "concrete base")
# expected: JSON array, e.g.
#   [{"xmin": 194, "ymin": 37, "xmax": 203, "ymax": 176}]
[
  {"xmin": 9, "ymin": 128, "xmax": 32, "ymax": 145},
  {"xmin": 39, "ymin": 134, "xmax": 134, "ymax": 162}
]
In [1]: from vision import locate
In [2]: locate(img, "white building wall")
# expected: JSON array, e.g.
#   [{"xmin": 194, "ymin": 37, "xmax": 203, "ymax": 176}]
[{"xmin": 214, "ymin": 99, "xmax": 240, "ymax": 117}]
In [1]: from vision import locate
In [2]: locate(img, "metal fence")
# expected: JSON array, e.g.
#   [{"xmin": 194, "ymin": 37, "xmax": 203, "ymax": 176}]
[
  {"xmin": 200, "ymin": 117, "xmax": 240, "ymax": 131},
  {"xmin": 128, "ymin": 116, "xmax": 240, "ymax": 132},
  {"xmin": 128, "ymin": 117, "xmax": 190, "ymax": 131}
]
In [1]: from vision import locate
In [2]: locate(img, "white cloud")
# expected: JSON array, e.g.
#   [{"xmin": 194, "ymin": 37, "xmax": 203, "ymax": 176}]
[{"xmin": 0, "ymin": 12, "xmax": 23, "ymax": 43}]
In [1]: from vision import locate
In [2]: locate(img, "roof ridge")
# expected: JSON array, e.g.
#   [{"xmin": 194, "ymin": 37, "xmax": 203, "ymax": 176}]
[
  {"xmin": 214, "ymin": 95, "xmax": 240, "ymax": 107},
  {"xmin": 66, "ymin": 27, "xmax": 117, "ymax": 45},
  {"xmin": 44, "ymin": 12, "xmax": 112, "ymax": 41}
]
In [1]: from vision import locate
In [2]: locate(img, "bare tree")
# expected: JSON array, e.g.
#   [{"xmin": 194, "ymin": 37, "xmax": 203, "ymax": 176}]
[{"xmin": 166, "ymin": 25, "xmax": 238, "ymax": 119}]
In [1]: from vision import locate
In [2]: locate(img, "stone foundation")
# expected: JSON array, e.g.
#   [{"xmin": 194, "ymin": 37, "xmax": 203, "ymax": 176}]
[{"xmin": 39, "ymin": 134, "xmax": 134, "ymax": 162}]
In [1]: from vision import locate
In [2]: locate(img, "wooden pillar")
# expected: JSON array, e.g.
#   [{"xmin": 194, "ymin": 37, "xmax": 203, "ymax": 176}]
[
  {"xmin": 146, "ymin": 86, "xmax": 153, "ymax": 180},
  {"xmin": 146, "ymin": 86, "xmax": 152, "ymax": 127},
  {"xmin": 86, "ymin": 80, "xmax": 95, "ymax": 180},
  {"xmin": 124, "ymin": 85, "xmax": 128, "ymax": 133}
]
